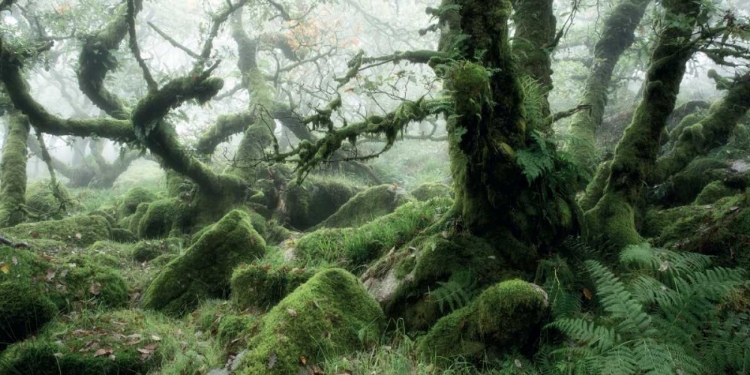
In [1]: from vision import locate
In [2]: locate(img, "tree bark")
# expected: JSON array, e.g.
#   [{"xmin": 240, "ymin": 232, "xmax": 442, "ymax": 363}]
[
  {"xmin": 584, "ymin": 0, "xmax": 701, "ymax": 250},
  {"xmin": 567, "ymin": 0, "xmax": 651, "ymax": 171},
  {"xmin": 0, "ymin": 113, "xmax": 29, "ymax": 227}
]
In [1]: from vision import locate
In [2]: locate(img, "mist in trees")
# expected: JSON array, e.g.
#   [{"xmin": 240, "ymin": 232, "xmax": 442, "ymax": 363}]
[{"xmin": 1, "ymin": 0, "xmax": 750, "ymax": 373}]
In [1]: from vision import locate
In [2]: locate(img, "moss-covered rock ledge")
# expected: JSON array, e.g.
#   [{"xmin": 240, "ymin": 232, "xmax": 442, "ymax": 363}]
[{"xmin": 141, "ymin": 210, "xmax": 265, "ymax": 316}]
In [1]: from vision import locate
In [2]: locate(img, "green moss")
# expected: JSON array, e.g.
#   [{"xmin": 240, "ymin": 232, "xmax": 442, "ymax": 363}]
[
  {"xmin": 410, "ymin": 182, "xmax": 452, "ymax": 202},
  {"xmin": 656, "ymin": 157, "xmax": 729, "ymax": 206},
  {"xmin": 0, "ymin": 114, "xmax": 30, "ymax": 228},
  {"xmin": 0, "ymin": 309, "xmax": 219, "ymax": 375},
  {"xmin": 694, "ymin": 181, "xmax": 741, "ymax": 205},
  {"xmin": 137, "ymin": 198, "xmax": 184, "ymax": 239},
  {"xmin": 111, "ymin": 228, "xmax": 137, "ymax": 243},
  {"xmin": 142, "ymin": 210, "xmax": 265, "ymax": 316},
  {"xmin": 0, "ymin": 214, "xmax": 111, "ymax": 246},
  {"xmin": 88, "ymin": 209, "xmax": 116, "ymax": 227},
  {"xmin": 283, "ymin": 175, "xmax": 361, "ymax": 230},
  {"xmin": 416, "ymin": 280, "xmax": 548, "ymax": 366},
  {"xmin": 231, "ymin": 263, "xmax": 316, "ymax": 311},
  {"xmin": 191, "ymin": 299, "xmax": 258, "ymax": 350},
  {"xmin": 317, "ymin": 184, "xmax": 416, "ymax": 229},
  {"xmin": 0, "ymin": 246, "xmax": 127, "ymax": 314},
  {"xmin": 0, "ymin": 281, "xmax": 58, "ymax": 350},
  {"xmin": 25, "ymin": 179, "xmax": 77, "ymax": 220},
  {"xmin": 126, "ymin": 202, "xmax": 150, "ymax": 234},
  {"xmin": 130, "ymin": 239, "xmax": 181, "ymax": 263},
  {"xmin": 584, "ymin": 192, "xmax": 642, "ymax": 250},
  {"xmin": 117, "ymin": 187, "xmax": 157, "ymax": 218},
  {"xmin": 293, "ymin": 197, "xmax": 452, "ymax": 272},
  {"xmin": 234, "ymin": 268, "xmax": 385, "ymax": 374}
]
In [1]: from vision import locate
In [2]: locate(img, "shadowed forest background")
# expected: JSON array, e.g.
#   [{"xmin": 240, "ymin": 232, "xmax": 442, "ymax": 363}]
[{"xmin": 2, "ymin": 0, "xmax": 750, "ymax": 373}]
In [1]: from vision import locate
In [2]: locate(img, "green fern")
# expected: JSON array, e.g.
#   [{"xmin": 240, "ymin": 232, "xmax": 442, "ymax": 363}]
[
  {"xmin": 546, "ymin": 243, "xmax": 747, "ymax": 375},
  {"xmin": 429, "ymin": 271, "xmax": 477, "ymax": 313}
]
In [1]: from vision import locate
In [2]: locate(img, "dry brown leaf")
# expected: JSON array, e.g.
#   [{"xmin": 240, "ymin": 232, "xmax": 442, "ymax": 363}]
[
  {"xmin": 300, "ymin": 355, "xmax": 307, "ymax": 365},
  {"xmin": 287, "ymin": 308, "xmax": 298, "ymax": 317},
  {"xmin": 30, "ymin": 232, "xmax": 40, "ymax": 239},
  {"xmin": 45, "ymin": 269, "xmax": 56, "ymax": 282},
  {"xmin": 93, "ymin": 348, "xmax": 108, "ymax": 357},
  {"xmin": 12, "ymin": 256, "xmax": 18, "ymax": 265},
  {"xmin": 150, "ymin": 335, "xmax": 161, "ymax": 341},
  {"xmin": 582, "ymin": 288, "xmax": 593, "ymax": 300},
  {"xmin": 89, "ymin": 281, "xmax": 102, "ymax": 295},
  {"xmin": 0, "ymin": 262, "xmax": 9, "ymax": 274}
]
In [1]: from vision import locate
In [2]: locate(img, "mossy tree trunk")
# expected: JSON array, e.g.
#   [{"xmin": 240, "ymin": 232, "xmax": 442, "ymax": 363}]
[
  {"xmin": 568, "ymin": 0, "xmax": 652, "ymax": 171},
  {"xmin": 653, "ymin": 75, "xmax": 750, "ymax": 181},
  {"xmin": 438, "ymin": 0, "xmax": 578, "ymax": 264},
  {"xmin": 511, "ymin": 0, "xmax": 556, "ymax": 116},
  {"xmin": 0, "ymin": 112, "xmax": 30, "ymax": 227},
  {"xmin": 584, "ymin": 0, "xmax": 701, "ymax": 250}
]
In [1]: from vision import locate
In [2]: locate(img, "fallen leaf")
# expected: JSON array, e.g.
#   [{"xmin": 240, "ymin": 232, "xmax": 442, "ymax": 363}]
[
  {"xmin": 94, "ymin": 348, "xmax": 108, "ymax": 357},
  {"xmin": 0, "ymin": 262, "xmax": 9, "ymax": 274},
  {"xmin": 45, "ymin": 269, "xmax": 56, "ymax": 281},
  {"xmin": 582, "ymin": 288, "xmax": 593, "ymax": 300},
  {"xmin": 30, "ymin": 232, "xmax": 40, "ymax": 239},
  {"xmin": 89, "ymin": 281, "xmax": 102, "ymax": 295},
  {"xmin": 75, "ymin": 233, "xmax": 82, "ymax": 240},
  {"xmin": 150, "ymin": 334, "xmax": 161, "ymax": 341},
  {"xmin": 12, "ymin": 256, "xmax": 18, "ymax": 265},
  {"xmin": 287, "ymin": 308, "xmax": 298, "ymax": 317},
  {"xmin": 300, "ymin": 355, "xmax": 307, "ymax": 365}
]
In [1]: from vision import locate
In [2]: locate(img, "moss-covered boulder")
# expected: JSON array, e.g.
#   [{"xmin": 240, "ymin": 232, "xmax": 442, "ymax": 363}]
[
  {"xmin": 142, "ymin": 210, "xmax": 265, "ymax": 316},
  {"xmin": 417, "ymin": 280, "xmax": 549, "ymax": 366},
  {"xmin": 293, "ymin": 197, "xmax": 451, "ymax": 271},
  {"xmin": 231, "ymin": 263, "xmax": 316, "ymax": 311},
  {"xmin": 131, "ymin": 239, "xmax": 181, "ymax": 263},
  {"xmin": 0, "ymin": 281, "xmax": 58, "ymax": 350},
  {"xmin": 283, "ymin": 175, "xmax": 361, "ymax": 230},
  {"xmin": 317, "ymin": 184, "xmax": 415, "ymax": 229},
  {"xmin": 48, "ymin": 254, "xmax": 129, "ymax": 310},
  {"xmin": 0, "ymin": 214, "xmax": 111, "ymax": 246},
  {"xmin": 234, "ymin": 268, "xmax": 385, "ymax": 374},
  {"xmin": 117, "ymin": 187, "xmax": 157, "ymax": 218},
  {"xmin": 111, "ymin": 228, "xmax": 137, "ymax": 243},
  {"xmin": 410, "ymin": 182, "xmax": 452, "ymax": 202},
  {"xmin": 694, "ymin": 180, "xmax": 742, "ymax": 205},
  {"xmin": 25, "ymin": 179, "xmax": 77, "ymax": 220},
  {"xmin": 137, "ymin": 198, "xmax": 185, "ymax": 239},
  {"xmin": 0, "ymin": 309, "xmax": 218, "ymax": 375},
  {"xmin": 125, "ymin": 202, "xmax": 150, "ymax": 234}
]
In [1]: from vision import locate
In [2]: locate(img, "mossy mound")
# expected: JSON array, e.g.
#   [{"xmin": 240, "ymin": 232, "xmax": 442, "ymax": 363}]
[
  {"xmin": 137, "ymin": 198, "xmax": 185, "ymax": 239},
  {"xmin": 317, "ymin": 184, "xmax": 415, "ymax": 229},
  {"xmin": 410, "ymin": 182, "xmax": 452, "ymax": 202},
  {"xmin": 191, "ymin": 299, "xmax": 258, "ymax": 351},
  {"xmin": 131, "ymin": 239, "xmax": 181, "ymax": 263},
  {"xmin": 416, "ymin": 279, "xmax": 549, "ymax": 366},
  {"xmin": 142, "ymin": 210, "xmax": 266, "ymax": 316},
  {"xmin": 117, "ymin": 187, "xmax": 157, "ymax": 218},
  {"xmin": 111, "ymin": 228, "xmax": 137, "ymax": 243},
  {"xmin": 647, "ymin": 193, "xmax": 750, "ymax": 269},
  {"xmin": 25, "ymin": 179, "xmax": 78, "ymax": 220},
  {"xmin": 231, "ymin": 263, "xmax": 316, "ymax": 311},
  {"xmin": 655, "ymin": 157, "xmax": 730, "ymax": 206},
  {"xmin": 293, "ymin": 197, "xmax": 452, "ymax": 272},
  {"xmin": 234, "ymin": 268, "xmax": 385, "ymax": 374},
  {"xmin": 125, "ymin": 202, "xmax": 150, "ymax": 234},
  {"xmin": 694, "ymin": 180, "xmax": 742, "ymax": 205},
  {"xmin": 88, "ymin": 209, "xmax": 117, "ymax": 228},
  {"xmin": 0, "ymin": 214, "xmax": 111, "ymax": 246},
  {"xmin": 283, "ymin": 175, "xmax": 361, "ymax": 230},
  {"xmin": 46, "ymin": 254, "xmax": 129, "ymax": 311},
  {"xmin": 0, "ymin": 309, "xmax": 218, "ymax": 374},
  {"xmin": 362, "ymin": 231, "xmax": 525, "ymax": 331},
  {"xmin": 0, "ymin": 281, "xmax": 58, "ymax": 350}
]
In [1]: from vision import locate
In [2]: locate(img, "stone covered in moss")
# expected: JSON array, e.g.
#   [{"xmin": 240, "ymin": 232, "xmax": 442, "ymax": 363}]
[
  {"xmin": 234, "ymin": 268, "xmax": 385, "ymax": 374},
  {"xmin": 417, "ymin": 280, "xmax": 549, "ymax": 366},
  {"xmin": 283, "ymin": 175, "xmax": 361, "ymax": 230},
  {"xmin": 694, "ymin": 180, "xmax": 741, "ymax": 205},
  {"xmin": 0, "ymin": 281, "xmax": 58, "ymax": 350},
  {"xmin": 137, "ymin": 198, "xmax": 186, "ymax": 239},
  {"xmin": 125, "ymin": 202, "xmax": 150, "ymax": 234},
  {"xmin": 410, "ymin": 182, "xmax": 452, "ymax": 202},
  {"xmin": 0, "ymin": 214, "xmax": 111, "ymax": 246},
  {"xmin": 293, "ymin": 197, "xmax": 451, "ymax": 271},
  {"xmin": 0, "ymin": 309, "xmax": 217, "ymax": 374},
  {"xmin": 117, "ymin": 186, "xmax": 157, "ymax": 218},
  {"xmin": 142, "ymin": 210, "xmax": 265, "ymax": 316},
  {"xmin": 131, "ymin": 238, "xmax": 181, "ymax": 263},
  {"xmin": 317, "ymin": 184, "xmax": 416, "ymax": 229},
  {"xmin": 111, "ymin": 228, "xmax": 137, "ymax": 243},
  {"xmin": 25, "ymin": 179, "xmax": 77, "ymax": 220},
  {"xmin": 231, "ymin": 263, "xmax": 316, "ymax": 311}
]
